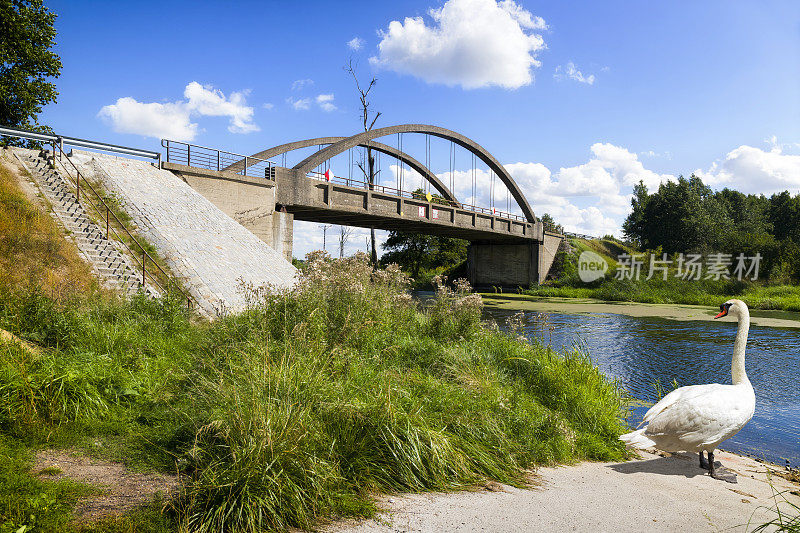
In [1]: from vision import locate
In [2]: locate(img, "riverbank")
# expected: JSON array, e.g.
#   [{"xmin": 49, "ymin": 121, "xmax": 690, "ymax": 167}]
[
  {"xmin": 0, "ymin": 257, "xmax": 630, "ymax": 531},
  {"xmin": 481, "ymin": 294, "xmax": 800, "ymax": 329},
  {"xmin": 329, "ymin": 449, "xmax": 800, "ymax": 532}
]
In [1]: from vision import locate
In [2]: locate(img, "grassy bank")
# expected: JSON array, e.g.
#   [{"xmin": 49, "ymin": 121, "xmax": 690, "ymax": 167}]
[
  {"xmin": 532, "ymin": 237, "xmax": 800, "ymax": 312},
  {"xmin": 526, "ymin": 277, "xmax": 800, "ymax": 312},
  {"xmin": 0, "ymin": 253, "xmax": 629, "ymax": 532},
  {"xmin": 0, "ymin": 157, "xmax": 98, "ymax": 299}
]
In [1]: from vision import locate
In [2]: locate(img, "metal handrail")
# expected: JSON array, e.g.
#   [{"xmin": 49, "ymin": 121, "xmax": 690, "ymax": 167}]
[
  {"xmin": 563, "ymin": 231, "xmax": 597, "ymax": 240},
  {"xmin": 1, "ymin": 127, "xmax": 195, "ymax": 309},
  {"xmin": 161, "ymin": 139, "xmax": 277, "ymax": 180},
  {"xmin": 0, "ymin": 125, "xmax": 161, "ymax": 162},
  {"xmin": 306, "ymin": 170, "xmax": 529, "ymax": 223},
  {"xmin": 50, "ymin": 142, "xmax": 195, "ymax": 308}
]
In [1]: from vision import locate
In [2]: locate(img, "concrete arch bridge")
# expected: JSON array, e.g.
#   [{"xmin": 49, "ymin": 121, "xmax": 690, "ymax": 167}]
[{"xmin": 162, "ymin": 124, "xmax": 563, "ymax": 287}]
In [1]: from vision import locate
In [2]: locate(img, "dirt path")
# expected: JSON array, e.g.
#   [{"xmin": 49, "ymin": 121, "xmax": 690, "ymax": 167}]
[
  {"xmin": 34, "ymin": 449, "xmax": 179, "ymax": 520},
  {"xmin": 329, "ymin": 450, "xmax": 799, "ymax": 532}
]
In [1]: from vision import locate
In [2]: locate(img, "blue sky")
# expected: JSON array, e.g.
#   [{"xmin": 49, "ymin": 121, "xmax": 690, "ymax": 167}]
[{"xmin": 41, "ymin": 0, "xmax": 800, "ymax": 257}]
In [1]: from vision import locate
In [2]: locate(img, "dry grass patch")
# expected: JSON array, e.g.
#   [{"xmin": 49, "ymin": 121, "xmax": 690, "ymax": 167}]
[{"xmin": 0, "ymin": 156, "xmax": 97, "ymax": 299}]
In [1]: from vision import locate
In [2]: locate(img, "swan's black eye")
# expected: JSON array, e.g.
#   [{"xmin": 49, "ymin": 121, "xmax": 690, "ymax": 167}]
[{"xmin": 720, "ymin": 304, "xmax": 725, "ymax": 312}]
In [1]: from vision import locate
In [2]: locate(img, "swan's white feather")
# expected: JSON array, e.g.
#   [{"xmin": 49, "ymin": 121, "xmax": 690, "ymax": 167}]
[
  {"xmin": 627, "ymin": 382, "xmax": 755, "ymax": 452},
  {"xmin": 620, "ymin": 299, "xmax": 756, "ymax": 454}
]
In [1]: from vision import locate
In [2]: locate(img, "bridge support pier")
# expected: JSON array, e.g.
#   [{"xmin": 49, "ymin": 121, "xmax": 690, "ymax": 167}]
[
  {"xmin": 467, "ymin": 242, "xmax": 540, "ymax": 289},
  {"xmin": 467, "ymin": 232, "xmax": 563, "ymax": 289},
  {"xmin": 272, "ymin": 206, "xmax": 293, "ymax": 263}
]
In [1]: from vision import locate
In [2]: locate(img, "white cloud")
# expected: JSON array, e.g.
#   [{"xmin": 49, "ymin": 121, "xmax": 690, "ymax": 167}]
[
  {"xmin": 98, "ymin": 82, "xmax": 258, "ymax": 140},
  {"xmin": 291, "ymin": 79, "xmax": 314, "ymax": 91},
  {"xmin": 293, "ymin": 140, "xmax": 799, "ymax": 245},
  {"xmin": 292, "ymin": 220, "xmax": 387, "ymax": 260},
  {"xmin": 183, "ymin": 82, "xmax": 258, "ymax": 134},
  {"xmin": 287, "ymin": 97, "xmax": 312, "ymax": 111},
  {"xmin": 382, "ymin": 143, "xmax": 663, "ymax": 237},
  {"xmin": 347, "ymin": 37, "xmax": 364, "ymax": 51},
  {"xmin": 694, "ymin": 142, "xmax": 800, "ymax": 195},
  {"xmin": 553, "ymin": 62, "xmax": 595, "ymax": 85},
  {"xmin": 98, "ymin": 98, "xmax": 196, "ymax": 141},
  {"xmin": 370, "ymin": 0, "xmax": 547, "ymax": 89},
  {"xmin": 262, "ymin": 103, "xmax": 274, "ymax": 110},
  {"xmin": 316, "ymin": 93, "xmax": 337, "ymax": 112}
]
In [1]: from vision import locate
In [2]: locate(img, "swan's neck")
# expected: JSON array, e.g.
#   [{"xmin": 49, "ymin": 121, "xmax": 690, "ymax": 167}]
[{"xmin": 731, "ymin": 309, "xmax": 750, "ymax": 386}]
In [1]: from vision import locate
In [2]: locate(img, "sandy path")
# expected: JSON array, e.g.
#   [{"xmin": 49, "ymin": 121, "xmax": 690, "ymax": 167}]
[{"xmin": 329, "ymin": 450, "xmax": 799, "ymax": 532}]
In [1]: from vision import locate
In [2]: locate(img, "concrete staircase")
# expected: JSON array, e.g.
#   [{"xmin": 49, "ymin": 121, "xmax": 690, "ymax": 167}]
[{"xmin": 14, "ymin": 150, "xmax": 154, "ymax": 297}]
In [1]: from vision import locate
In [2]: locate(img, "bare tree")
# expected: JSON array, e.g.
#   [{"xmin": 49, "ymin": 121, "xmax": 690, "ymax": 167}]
[
  {"xmin": 339, "ymin": 225, "xmax": 355, "ymax": 258},
  {"xmin": 345, "ymin": 59, "xmax": 381, "ymax": 263}
]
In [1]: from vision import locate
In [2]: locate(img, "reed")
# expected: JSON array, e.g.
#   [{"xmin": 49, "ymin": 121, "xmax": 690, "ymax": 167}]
[{"xmin": 0, "ymin": 253, "xmax": 628, "ymax": 532}]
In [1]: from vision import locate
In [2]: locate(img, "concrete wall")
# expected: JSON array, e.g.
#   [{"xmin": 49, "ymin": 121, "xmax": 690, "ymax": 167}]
[
  {"xmin": 467, "ymin": 234, "xmax": 563, "ymax": 289},
  {"xmin": 468, "ymin": 242, "xmax": 539, "ymax": 288},
  {"xmin": 539, "ymin": 232, "xmax": 565, "ymax": 282},
  {"xmin": 165, "ymin": 163, "xmax": 293, "ymax": 262},
  {"xmin": 73, "ymin": 153, "xmax": 296, "ymax": 317},
  {"xmin": 271, "ymin": 207, "xmax": 293, "ymax": 261}
]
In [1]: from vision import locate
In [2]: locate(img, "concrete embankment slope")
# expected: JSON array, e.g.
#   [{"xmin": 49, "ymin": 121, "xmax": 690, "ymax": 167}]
[{"xmin": 74, "ymin": 152, "xmax": 296, "ymax": 316}]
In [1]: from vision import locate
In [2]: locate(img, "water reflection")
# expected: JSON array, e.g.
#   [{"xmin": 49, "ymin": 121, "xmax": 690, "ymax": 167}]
[{"xmin": 487, "ymin": 308, "xmax": 800, "ymax": 465}]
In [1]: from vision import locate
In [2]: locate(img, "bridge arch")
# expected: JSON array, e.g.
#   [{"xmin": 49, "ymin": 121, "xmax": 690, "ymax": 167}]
[
  {"xmin": 292, "ymin": 124, "xmax": 536, "ymax": 223},
  {"xmin": 244, "ymin": 137, "xmax": 457, "ymax": 202}
]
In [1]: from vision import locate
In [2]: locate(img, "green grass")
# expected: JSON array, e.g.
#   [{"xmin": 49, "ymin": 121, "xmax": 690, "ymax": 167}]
[
  {"xmin": 0, "ymin": 436, "xmax": 97, "ymax": 533},
  {"xmin": 749, "ymin": 484, "xmax": 800, "ymax": 532},
  {"xmin": 527, "ymin": 274, "xmax": 800, "ymax": 312},
  {"xmin": 0, "ymin": 254, "xmax": 629, "ymax": 532},
  {"xmin": 532, "ymin": 238, "xmax": 800, "ymax": 312}
]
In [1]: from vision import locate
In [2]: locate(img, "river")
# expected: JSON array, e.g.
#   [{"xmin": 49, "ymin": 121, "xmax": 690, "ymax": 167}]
[{"xmin": 482, "ymin": 300, "xmax": 800, "ymax": 466}]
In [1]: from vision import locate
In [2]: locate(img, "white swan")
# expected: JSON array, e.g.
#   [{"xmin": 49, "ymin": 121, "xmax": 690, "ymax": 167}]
[{"xmin": 620, "ymin": 299, "xmax": 755, "ymax": 482}]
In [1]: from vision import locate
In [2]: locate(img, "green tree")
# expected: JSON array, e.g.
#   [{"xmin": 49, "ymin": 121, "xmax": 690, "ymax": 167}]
[
  {"xmin": 381, "ymin": 232, "xmax": 467, "ymax": 279},
  {"xmin": 622, "ymin": 181, "xmax": 649, "ymax": 247},
  {"xmin": 540, "ymin": 212, "xmax": 563, "ymax": 233},
  {"xmin": 623, "ymin": 175, "xmax": 721, "ymax": 253},
  {"xmin": 768, "ymin": 191, "xmax": 800, "ymax": 243},
  {"xmin": 0, "ymin": 0, "xmax": 61, "ymax": 138},
  {"xmin": 381, "ymin": 188, "xmax": 468, "ymax": 279},
  {"xmin": 767, "ymin": 191, "xmax": 800, "ymax": 280},
  {"xmin": 0, "ymin": 0, "xmax": 61, "ymax": 135}
]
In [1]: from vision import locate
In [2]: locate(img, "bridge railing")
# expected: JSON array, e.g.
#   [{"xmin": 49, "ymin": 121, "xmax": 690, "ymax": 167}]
[
  {"xmin": 162, "ymin": 139, "xmax": 277, "ymax": 180},
  {"xmin": 1, "ymin": 125, "xmax": 161, "ymax": 163},
  {"xmin": 563, "ymin": 231, "xmax": 598, "ymax": 240},
  {"xmin": 306, "ymin": 170, "xmax": 527, "ymax": 223},
  {"xmin": 0, "ymin": 127, "xmax": 196, "ymax": 310}
]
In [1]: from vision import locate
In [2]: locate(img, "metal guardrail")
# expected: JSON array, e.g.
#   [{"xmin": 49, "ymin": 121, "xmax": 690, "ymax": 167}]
[
  {"xmin": 0, "ymin": 125, "xmax": 161, "ymax": 162},
  {"xmin": 1, "ymin": 127, "xmax": 195, "ymax": 310},
  {"xmin": 306, "ymin": 170, "xmax": 528, "ymax": 223},
  {"xmin": 564, "ymin": 231, "xmax": 598, "ymax": 240},
  {"xmin": 160, "ymin": 137, "xmax": 529, "ymax": 224},
  {"xmin": 162, "ymin": 139, "xmax": 276, "ymax": 180}
]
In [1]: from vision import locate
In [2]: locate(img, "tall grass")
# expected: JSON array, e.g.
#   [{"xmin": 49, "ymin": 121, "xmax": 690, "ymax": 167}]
[
  {"xmin": 0, "ymin": 157, "xmax": 98, "ymax": 300},
  {"xmin": 749, "ymin": 484, "xmax": 800, "ymax": 532},
  {"xmin": 0, "ymin": 252, "xmax": 628, "ymax": 531}
]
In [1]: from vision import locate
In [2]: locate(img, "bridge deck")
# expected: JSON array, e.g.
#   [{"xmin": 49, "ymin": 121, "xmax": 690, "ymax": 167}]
[{"xmin": 276, "ymin": 168, "xmax": 540, "ymax": 243}]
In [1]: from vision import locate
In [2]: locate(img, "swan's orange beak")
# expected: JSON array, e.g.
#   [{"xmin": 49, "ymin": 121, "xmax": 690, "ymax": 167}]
[{"xmin": 714, "ymin": 310, "xmax": 727, "ymax": 319}]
